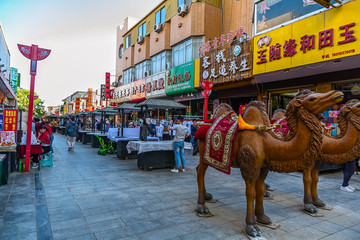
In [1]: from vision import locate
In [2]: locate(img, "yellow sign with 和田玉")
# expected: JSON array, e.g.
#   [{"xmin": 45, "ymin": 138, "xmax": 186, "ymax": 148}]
[{"xmin": 253, "ymin": 0, "xmax": 360, "ymax": 75}]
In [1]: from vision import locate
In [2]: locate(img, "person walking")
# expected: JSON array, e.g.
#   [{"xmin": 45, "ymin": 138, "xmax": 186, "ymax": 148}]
[
  {"xmin": 340, "ymin": 157, "xmax": 358, "ymax": 192},
  {"xmin": 167, "ymin": 117, "xmax": 189, "ymax": 173},
  {"xmin": 65, "ymin": 118, "xmax": 79, "ymax": 151}
]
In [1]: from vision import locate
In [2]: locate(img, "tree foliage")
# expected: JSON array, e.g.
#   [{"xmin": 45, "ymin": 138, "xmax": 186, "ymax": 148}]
[{"xmin": 16, "ymin": 88, "xmax": 46, "ymax": 118}]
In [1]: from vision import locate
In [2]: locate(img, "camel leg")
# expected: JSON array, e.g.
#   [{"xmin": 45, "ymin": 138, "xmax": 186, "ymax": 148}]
[
  {"xmin": 311, "ymin": 161, "xmax": 325, "ymax": 207},
  {"xmin": 303, "ymin": 167, "xmax": 318, "ymax": 213},
  {"xmin": 255, "ymin": 168, "xmax": 272, "ymax": 225},
  {"xmin": 196, "ymin": 140, "xmax": 210, "ymax": 214},
  {"xmin": 245, "ymin": 181, "xmax": 262, "ymax": 237}
]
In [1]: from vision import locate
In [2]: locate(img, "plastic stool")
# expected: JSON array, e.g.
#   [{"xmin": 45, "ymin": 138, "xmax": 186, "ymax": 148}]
[{"xmin": 40, "ymin": 152, "xmax": 53, "ymax": 167}]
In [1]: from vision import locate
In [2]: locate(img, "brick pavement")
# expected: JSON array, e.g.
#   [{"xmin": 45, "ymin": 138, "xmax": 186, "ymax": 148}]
[{"xmin": 0, "ymin": 133, "xmax": 359, "ymax": 240}]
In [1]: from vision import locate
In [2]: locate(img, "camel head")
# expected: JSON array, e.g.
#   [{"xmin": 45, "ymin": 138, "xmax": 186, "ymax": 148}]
[
  {"xmin": 338, "ymin": 99, "xmax": 360, "ymax": 131},
  {"xmin": 289, "ymin": 90, "xmax": 344, "ymax": 115}
]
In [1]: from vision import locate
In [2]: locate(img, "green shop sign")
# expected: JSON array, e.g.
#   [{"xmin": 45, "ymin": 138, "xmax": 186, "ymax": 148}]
[{"xmin": 165, "ymin": 60, "xmax": 196, "ymax": 96}]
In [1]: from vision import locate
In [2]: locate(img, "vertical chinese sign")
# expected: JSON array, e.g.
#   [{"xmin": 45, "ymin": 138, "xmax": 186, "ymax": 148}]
[
  {"xmin": 105, "ymin": 72, "xmax": 111, "ymax": 99},
  {"xmin": 75, "ymin": 97, "xmax": 80, "ymax": 113},
  {"xmin": 1, "ymin": 109, "xmax": 18, "ymax": 146},
  {"xmin": 88, "ymin": 88, "xmax": 93, "ymax": 111},
  {"xmin": 101, "ymin": 84, "xmax": 106, "ymax": 102},
  {"xmin": 63, "ymin": 101, "xmax": 67, "ymax": 115}
]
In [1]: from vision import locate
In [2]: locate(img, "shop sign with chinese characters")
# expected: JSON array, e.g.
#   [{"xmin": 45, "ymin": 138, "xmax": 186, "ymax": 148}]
[
  {"xmin": 113, "ymin": 84, "xmax": 132, "ymax": 103},
  {"xmin": 10, "ymin": 67, "xmax": 18, "ymax": 94},
  {"xmin": 145, "ymin": 72, "xmax": 166, "ymax": 98},
  {"xmin": 165, "ymin": 60, "xmax": 197, "ymax": 96},
  {"xmin": 253, "ymin": 0, "xmax": 360, "ymax": 75},
  {"xmin": 75, "ymin": 97, "xmax": 80, "ymax": 113},
  {"xmin": 200, "ymin": 41, "xmax": 252, "ymax": 85},
  {"xmin": 131, "ymin": 79, "xmax": 146, "ymax": 102},
  {"xmin": 1, "ymin": 109, "xmax": 18, "ymax": 146},
  {"xmin": 88, "ymin": 88, "xmax": 93, "ymax": 109}
]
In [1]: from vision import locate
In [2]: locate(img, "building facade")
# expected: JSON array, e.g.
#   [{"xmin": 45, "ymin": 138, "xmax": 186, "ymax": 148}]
[
  {"xmin": 252, "ymin": 0, "xmax": 358, "ymax": 116},
  {"xmin": 113, "ymin": 0, "xmax": 255, "ymax": 118},
  {"xmin": 0, "ymin": 24, "xmax": 16, "ymax": 107}
]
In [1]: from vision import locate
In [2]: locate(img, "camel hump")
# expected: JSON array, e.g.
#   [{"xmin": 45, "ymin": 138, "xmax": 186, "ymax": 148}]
[
  {"xmin": 213, "ymin": 103, "xmax": 235, "ymax": 119},
  {"xmin": 244, "ymin": 101, "xmax": 267, "ymax": 114}
]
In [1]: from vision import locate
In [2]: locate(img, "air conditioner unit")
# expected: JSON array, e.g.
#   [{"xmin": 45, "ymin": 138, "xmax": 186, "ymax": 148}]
[
  {"xmin": 177, "ymin": 4, "xmax": 188, "ymax": 17},
  {"xmin": 154, "ymin": 23, "xmax": 163, "ymax": 33},
  {"xmin": 144, "ymin": 70, "xmax": 151, "ymax": 77},
  {"xmin": 137, "ymin": 36, "xmax": 144, "ymax": 44},
  {"xmin": 166, "ymin": 62, "xmax": 172, "ymax": 69}
]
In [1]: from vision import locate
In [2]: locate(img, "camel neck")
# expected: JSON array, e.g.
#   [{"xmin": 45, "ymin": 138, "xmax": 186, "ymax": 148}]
[{"xmin": 322, "ymin": 121, "xmax": 360, "ymax": 155}]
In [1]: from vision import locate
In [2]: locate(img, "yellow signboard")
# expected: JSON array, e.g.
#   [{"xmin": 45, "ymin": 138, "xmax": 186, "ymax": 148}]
[{"xmin": 253, "ymin": 0, "xmax": 360, "ymax": 75}]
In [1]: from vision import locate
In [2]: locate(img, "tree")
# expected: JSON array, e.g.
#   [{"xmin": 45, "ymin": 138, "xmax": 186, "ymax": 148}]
[{"xmin": 16, "ymin": 88, "xmax": 46, "ymax": 118}]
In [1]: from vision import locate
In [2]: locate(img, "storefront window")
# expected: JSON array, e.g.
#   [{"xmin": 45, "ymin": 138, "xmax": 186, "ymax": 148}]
[
  {"xmin": 138, "ymin": 22, "xmax": 146, "ymax": 37},
  {"xmin": 123, "ymin": 68, "xmax": 133, "ymax": 84},
  {"xmin": 178, "ymin": 0, "xmax": 191, "ymax": 6},
  {"xmin": 125, "ymin": 34, "xmax": 131, "ymax": 49},
  {"xmin": 254, "ymin": 0, "xmax": 338, "ymax": 34},
  {"xmin": 155, "ymin": 7, "xmax": 165, "ymax": 24},
  {"xmin": 119, "ymin": 44, "xmax": 123, "ymax": 58},
  {"xmin": 152, "ymin": 51, "xmax": 166, "ymax": 74},
  {"xmin": 172, "ymin": 37, "xmax": 201, "ymax": 67},
  {"xmin": 135, "ymin": 61, "xmax": 150, "ymax": 80}
]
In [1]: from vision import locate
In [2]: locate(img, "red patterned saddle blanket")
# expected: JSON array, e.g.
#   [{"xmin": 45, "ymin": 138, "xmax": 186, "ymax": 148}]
[{"xmin": 203, "ymin": 112, "xmax": 239, "ymax": 174}]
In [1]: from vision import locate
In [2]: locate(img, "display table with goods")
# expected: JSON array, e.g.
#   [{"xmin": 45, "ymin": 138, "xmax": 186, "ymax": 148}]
[
  {"xmin": 0, "ymin": 154, "xmax": 7, "ymax": 186},
  {"xmin": 0, "ymin": 131, "xmax": 18, "ymax": 177},
  {"xmin": 126, "ymin": 141, "xmax": 192, "ymax": 170},
  {"xmin": 114, "ymin": 136, "xmax": 160, "ymax": 160}
]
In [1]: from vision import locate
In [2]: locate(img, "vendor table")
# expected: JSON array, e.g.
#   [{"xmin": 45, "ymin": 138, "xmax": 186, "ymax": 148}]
[
  {"xmin": 17, "ymin": 144, "xmax": 43, "ymax": 158},
  {"xmin": 82, "ymin": 132, "xmax": 95, "ymax": 145},
  {"xmin": 89, "ymin": 133, "xmax": 108, "ymax": 148},
  {"xmin": 126, "ymin": 141, "xmax": 192, "ymax": 170},
  {"xmin": 0, "ymin": 154, "xmax": 8, "ymax": 186},
  {"xmin": 114, "ymin": 137, "xmax": 159, "ymax": 160},
  {"xmin": 78, "ymin": 131, "xmax": 90, "ymax": 142},
  {"xmin": 0, "ymin": 146, "xmax": 17, "ymax": 180}
]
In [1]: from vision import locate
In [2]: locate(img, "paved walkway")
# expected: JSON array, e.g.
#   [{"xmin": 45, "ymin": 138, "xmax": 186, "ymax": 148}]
[{"xmin": 0, "ymin": 133, "xmax": 359, "ymax": 240}]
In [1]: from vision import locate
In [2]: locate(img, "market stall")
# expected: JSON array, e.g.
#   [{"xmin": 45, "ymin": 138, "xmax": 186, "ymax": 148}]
[
  {"xmin": 126, "ymin": 141, "xmax": 192, "ymax": 170},
  {"xmin": 135, "ymin": 99, "xmax": 187, "ymax": 140},
  {"xmin": 88, "ymin": 107, "xmax": 118, "ymax": 148}
]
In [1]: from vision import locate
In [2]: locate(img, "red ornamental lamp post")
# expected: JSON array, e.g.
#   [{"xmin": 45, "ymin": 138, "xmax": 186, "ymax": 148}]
[
  {"xmin": 200, "ymin": 80, "xmax": 214, "ymax": 121},
  {"xmin": 18, "ymin": 44, "xmax": 51, "ymax": 172}
]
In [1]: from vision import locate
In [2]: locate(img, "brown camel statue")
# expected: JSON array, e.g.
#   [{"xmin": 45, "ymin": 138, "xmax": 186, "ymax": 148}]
[
  {"xmin": 302, "ymin": 99, "xmax": 360, "ymax": 213},
  {"xmin": 196, "ymin": 90, "xmax": 344, "ymax": 237}
]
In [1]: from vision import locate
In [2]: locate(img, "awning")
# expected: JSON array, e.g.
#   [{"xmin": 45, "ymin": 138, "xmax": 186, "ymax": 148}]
[{"xmin": 135, "ymin": 99, "xmax": 187, "ymax": 110}]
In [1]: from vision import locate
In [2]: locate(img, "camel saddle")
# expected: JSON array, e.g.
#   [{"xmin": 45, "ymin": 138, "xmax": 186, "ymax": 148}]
[{"xmin": 203, "ymin": 111, "xmax": 239, "ymax": 175}]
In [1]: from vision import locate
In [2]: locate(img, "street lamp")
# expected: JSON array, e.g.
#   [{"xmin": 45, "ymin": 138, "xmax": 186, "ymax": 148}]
[{"xmin": 18, "ymin": 44, "xmax": 51, "ymax": 172}]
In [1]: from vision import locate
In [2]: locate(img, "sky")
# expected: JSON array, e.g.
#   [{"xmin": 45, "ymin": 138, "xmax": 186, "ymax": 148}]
[{"xmin": 0, "ymin": 0, "xmax": 162, "ymax": 107}]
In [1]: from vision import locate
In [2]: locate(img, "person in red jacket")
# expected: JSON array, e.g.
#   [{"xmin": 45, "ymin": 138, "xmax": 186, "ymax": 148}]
[{"xmin": 31, "ymin": 125, "xmax": 51, "ymax": 169}]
